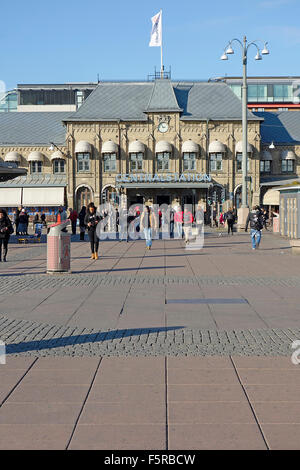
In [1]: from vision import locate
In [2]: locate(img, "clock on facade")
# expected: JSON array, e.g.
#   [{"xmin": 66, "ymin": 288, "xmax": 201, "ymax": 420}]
[{"xmin": 158, "ymin": 122, "xmax": 169, "ymax": 133}]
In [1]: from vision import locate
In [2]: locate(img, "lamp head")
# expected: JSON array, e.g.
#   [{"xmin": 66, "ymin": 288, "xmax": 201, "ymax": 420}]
[
  {"xmin": 255, "ymin": 52, "xmax": 262, "ymax": 61},
  {"xmin": 269, "ymin": 141, "xmax": 275, "ymax": 149},
  {"xmin": 221, "ymin": 53, "xmax": 228, "ymax": 60},
  {"xmin": 261, "ymin": 43, "xmax": 269, "ymax": 55},
  {"xmin": 49, "ymin": 144, "xmax": 55, "ymax": 151},
  {"xmin": 226, "ymin": 45, "xmax": 234, "ymax": 55}
]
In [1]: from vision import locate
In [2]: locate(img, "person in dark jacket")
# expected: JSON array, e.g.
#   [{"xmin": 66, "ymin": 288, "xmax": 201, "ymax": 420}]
[
  {"xmin": 0, "ymin": 209, "xmax": 13, "ymax": 262},
  {"xmin": 78, "ymin": 206, "xmax": 86, "ymax": 241},
  {"xmin": 18, "ymin": 209, "xmax": 28, "ymax": 235},
  {"xmin": 84, "ymin": 203, "xmax": 100, "ymax": 259},
  {"xmin": 245, "ymin": 206, "xmax": 264, "ymax": 250},
  {"xmin": 225, "ymin": 208, "xmax": 236, "ymax": 235}
]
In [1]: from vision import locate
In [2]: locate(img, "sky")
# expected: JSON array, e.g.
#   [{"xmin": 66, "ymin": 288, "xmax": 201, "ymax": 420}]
[{"xmin": 1, "ymin": 0, "xmax": 300, "ymax": 90}]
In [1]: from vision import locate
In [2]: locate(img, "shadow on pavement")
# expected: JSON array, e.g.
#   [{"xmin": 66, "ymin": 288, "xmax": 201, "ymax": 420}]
[{"xmin": 6, "ymin": 326, "xmax": 185, "ymax": 354}]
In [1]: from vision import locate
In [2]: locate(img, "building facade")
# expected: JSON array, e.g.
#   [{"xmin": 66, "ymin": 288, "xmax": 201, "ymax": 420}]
[{"xmin": 0, "ymin": 79, "xmax": 300, "ymax": 217}]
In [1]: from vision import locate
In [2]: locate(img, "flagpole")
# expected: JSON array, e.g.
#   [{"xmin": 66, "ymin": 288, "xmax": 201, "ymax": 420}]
[{"xmin": 160, "ymin": 9, "xmax": 163, "ymax": 78}]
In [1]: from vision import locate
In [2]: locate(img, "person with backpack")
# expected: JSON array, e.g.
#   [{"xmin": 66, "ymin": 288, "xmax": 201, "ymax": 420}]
[
  {"xmin": 0, "ymin": 209, "xmax": 13, "ymax": 262},
  {"xmin": 225, "ymin": 207, "xmax": 236, "ymax": 235},
  {"xmin": 245, "ymin": 205, "xmax": 264, "ymax": 250},
  {"xmin": 84, "ymin": 203, "xmax": 101, "ymax": 259}
]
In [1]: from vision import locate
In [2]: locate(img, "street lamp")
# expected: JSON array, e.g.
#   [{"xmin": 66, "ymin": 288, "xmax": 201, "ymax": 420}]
[{"xmin": 221, "ymin": 36, "xmax": 269, "ymax": 210}]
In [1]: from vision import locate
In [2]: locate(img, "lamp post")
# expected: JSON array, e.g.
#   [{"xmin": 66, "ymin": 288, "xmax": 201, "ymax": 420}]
[{"xmin": 221, "ymin": 36, "xmax": 269, "ymax": 210}]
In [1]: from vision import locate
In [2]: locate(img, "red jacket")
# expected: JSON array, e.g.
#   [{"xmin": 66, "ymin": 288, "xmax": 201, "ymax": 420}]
[{"xmin": 69, "ymin": 211, "xmax": 78, "ymax": 222}]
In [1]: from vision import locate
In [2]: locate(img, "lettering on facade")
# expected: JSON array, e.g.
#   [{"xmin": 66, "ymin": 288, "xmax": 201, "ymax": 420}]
[{"xmin": 116, "ymin": 173, "xmax": 212, "ymax": 184}]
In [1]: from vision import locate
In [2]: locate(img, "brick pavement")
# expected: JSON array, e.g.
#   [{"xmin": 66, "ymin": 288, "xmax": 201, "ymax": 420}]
[
  {"xmin": 0, "ymin": 229, "xmax": 300, "ymax": 449},
  {"xmin": 0, "ymin": 356, "xmax": 299, "ymax": 450}
]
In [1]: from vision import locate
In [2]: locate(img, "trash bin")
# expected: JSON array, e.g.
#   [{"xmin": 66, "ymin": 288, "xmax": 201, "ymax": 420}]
[{"xmin": 47, "ymin": 220, "xmax": 71, "ymax": 273}]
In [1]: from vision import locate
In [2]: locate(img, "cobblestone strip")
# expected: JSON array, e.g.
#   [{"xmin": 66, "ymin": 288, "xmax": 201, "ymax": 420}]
[
  {"xmin": 2, "ymin": 273, "xmax": 300, "ymax": 293},
  {"xmin": 0, "ymin": 314, "xmax": 298, "ymax": 357}
]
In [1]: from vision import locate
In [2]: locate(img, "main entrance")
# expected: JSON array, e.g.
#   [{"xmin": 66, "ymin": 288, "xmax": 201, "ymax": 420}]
[{"xmin": 157, "ymin": 195, "xmax": 170, "ymax": 206}]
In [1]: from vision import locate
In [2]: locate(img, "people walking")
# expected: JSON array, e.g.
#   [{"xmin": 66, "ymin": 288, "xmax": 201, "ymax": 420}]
[
  {"xmin": 183, "ymin": 207, "xmax": 193, "ymax": 244},
  {"xmin": 225, "ymin": 207, "xmax": 236, "ymax": 235},
  {"xmin": 84, "ymin": 203, "xmax": 100, "ymax": 259},
  {"xmin": 195, "ymin": 204, "xmax": 204, "ymax": 236},
  {"xmin": 174, "ymin": 206, "xmax": 183, "ymax": 238},
  {"xmin": 56, "ymin": 206, "xmax": 67, "ymax": 223},
  {"xmin": 0, "ymin": 209, "xmax": 13, "ymax": 262},
  {"xmin": 78, "ymin": 206, "xmax": 86, "ymax": 241},
  {"xmin": 245, "ymin": 206, "xmax": 264, "ymax": 250},
  {"xmin": 18, "ymin": 209, "xmax": 28, "ymax": 235},
  {"xmin": 140, "ymin": 205, "xmax": 157, "ymax": 250},
  {"xmin": 262, "ymin": 209, "xmax": 269, "ymax": 231},
  {"xmin": 169, "ymin": 206, "xmax": 175, "ymax": 238},
  {"xmin": 69, "ymin": 208, "xmax": 78, "ymax": 235}
]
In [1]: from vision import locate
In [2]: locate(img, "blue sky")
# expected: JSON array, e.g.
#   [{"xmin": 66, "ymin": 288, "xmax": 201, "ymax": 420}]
[{"xmin": 2, "ymin": 0, "xmax": 300, "ymax": 89}]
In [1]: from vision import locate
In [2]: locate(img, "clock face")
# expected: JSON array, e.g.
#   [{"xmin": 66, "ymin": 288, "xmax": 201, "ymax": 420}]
[{"xmin": 158, "ymin": 122, "xmax": 169, "ymax": 133}]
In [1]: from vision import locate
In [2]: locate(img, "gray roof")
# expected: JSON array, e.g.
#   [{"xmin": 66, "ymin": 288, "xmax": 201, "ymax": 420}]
[
  {"xmin": 260, "ymin": 176, "xmax": 300, "ymax": 186},
  {"xmin": 255, "ymin": 111, "xmax": 300, "ymax": 145},
  {"xmin": 0, "ymin": 174, "xmax": 66, "ymax": 188},
  {"xmin": 66, "ymin": 80, "xmax": 260, "ymax": 122},
  {"xmin": 174, "ymin": 82, "xmax": 259, "ymax": 121},
  {"xmin": 145, "ymin": 79, "xmax": 182, "ymax": 112},
  {"xmin": 0, "ymin": 112, "xmax": 70, "ymax": 146}
]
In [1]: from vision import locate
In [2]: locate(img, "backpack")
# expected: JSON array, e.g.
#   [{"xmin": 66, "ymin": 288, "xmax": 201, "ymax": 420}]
[
  {"xmin": 226, "ymin": 211, "xmax": 234, "ymax": 222},
  {"xmin": 253, "ymin": 212, "xmax": 263, "ymax": 231}
]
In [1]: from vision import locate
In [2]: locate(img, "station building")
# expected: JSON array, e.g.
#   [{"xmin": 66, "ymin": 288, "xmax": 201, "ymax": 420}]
[{"xmin": 0, "ymin": 78, "xmax": 300, "ymax": 217}]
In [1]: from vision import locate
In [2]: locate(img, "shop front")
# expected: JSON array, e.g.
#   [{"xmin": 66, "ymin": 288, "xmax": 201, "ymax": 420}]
[{"xmin": 116, "ymin": 172, "xmax": 212, "ymax": 214}]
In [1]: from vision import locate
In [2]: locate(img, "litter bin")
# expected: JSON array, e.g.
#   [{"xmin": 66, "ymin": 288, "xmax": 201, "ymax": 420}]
[{"xmin": 47, "ymin": 220, "xmax": 71, "ymax": 273}]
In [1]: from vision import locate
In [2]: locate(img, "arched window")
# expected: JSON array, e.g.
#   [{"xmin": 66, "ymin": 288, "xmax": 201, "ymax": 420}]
[
  {"xmin": 76, "ymin": 186, "xmax": 92, "ymax": 211},
  {"xmin": 281, "ymin": 150, "xmax": 295, "ymax": 173},
  {"xmin": 28, "ymin": 152, "xmax": 44, "ymax": 174},
  {"xmin": 182, "ymin": 140, "xmax": 198, "ymax": 171},
  {"xmin": 208, "ymin": 141, "xmax": 225, "ymax": 172},
  {"xmin": 129, "ymin": 140, "xmax": 145, "ymax": 171},
  {"xmin": 75, "ymin": 141, "xmax": 92, "ymax": 173},
  {"xmin": 235, "ymin": 141, "xmax": 252, "ymax": 172},
  {"xmin": 102, "ymin": 140, "xmax": 118, "ymax": 173},
  {"xmin": 155, "ymin": 141, "xmax": 172, "ymax": 171}
]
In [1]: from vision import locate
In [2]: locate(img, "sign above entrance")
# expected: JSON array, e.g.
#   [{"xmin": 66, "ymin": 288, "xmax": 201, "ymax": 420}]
[{"xmin": 116, "ymin": 173, "xmax": 212, "ymax": 184}]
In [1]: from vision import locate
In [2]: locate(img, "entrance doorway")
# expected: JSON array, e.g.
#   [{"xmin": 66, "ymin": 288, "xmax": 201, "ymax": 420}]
[
  {"xmin": 76, "ymin": 186, "xmax": 92, "ymax": 211},
  {"xmin": 157, "ymin": 195, "xmax": 170, "ymax": 206}
]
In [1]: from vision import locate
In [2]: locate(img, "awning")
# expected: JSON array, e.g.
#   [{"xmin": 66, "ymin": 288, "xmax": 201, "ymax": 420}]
[
  {"xmin": 50, "ymin": 151, "xmax": 65, "ymax": 160},
  {"xmin": 235, "ymin": 141, "xmax": 253, "ymax": 153},
  {"xmin": 102, "ymin": 140, "xmax": 118, "ymax": 153},
  {"xmin": 28, "ymin": 151, "xmax": 44, "ymax": 162},
  {"xmin": 0, "ymin": 188, "xmax": 22, "ymax": 206},
  {"xmin": 22, "ymin": 187, "xmax": 64, "ymax": 206},
  {"xmin": 263, "ymin": 189, "xmax": 280, "ymax": 205},
  {"xmin": 5, "ymin": 152, "xmax": 21, "ymax": 163},
  {"xmin": 281, "ymin": 150, "xmax": 296, "ymax": 160},
  {"xmin": 155, "ymin": 141, "xmax": 172, "ymax": 153},
  {"xmin": 182, "ymin": 140, "xmax": 199, "ymax": 153},
  {"xmin": 261, "ymin": 150, "xmax": 273, "ymax": 161},
  {"xmin": 128, "ymin": 140, "xmax": 145, "ymax": 153},
  {"xmin": 209, "ymin": 140, "xmax": 226, "ymax": 153},
  {"xmin": 75, "ymin": 141, "xmax": 92, "ymax": 153}
]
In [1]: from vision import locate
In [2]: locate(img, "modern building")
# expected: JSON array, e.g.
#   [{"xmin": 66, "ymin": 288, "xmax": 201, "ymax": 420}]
[
  {"xmin": 219, "ymin": 76, "xmax": 300, "ymax": 112},
  {"xmin": 0, "ymin": 78, "xmax": 300, "ymax": 217},
  {"xmin": 17, "ymin": 83, "xmax": 97, "ymax": 112},
  {"xmin": 0, "ymin": 90, "xmax": 18, "ymax": 113}
]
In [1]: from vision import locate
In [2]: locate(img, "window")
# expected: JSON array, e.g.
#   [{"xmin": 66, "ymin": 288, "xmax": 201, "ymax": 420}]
[
  {"xmin": 230, "ymin": 85, "xmax": 242, "ymax": 99},
  {"xmin": 260, "ymin": 160, "xmax": 271, "ymax": 173},
  {"xmin": 248, "ymin": 85, "xmax": 267, "ymax": 102},
  {"xmin": 209, "ymin": 153, "xmax": 222, "ymax": 171},
  {"xmin": 53, "ymin": 159, "xmax": 65, "ymax": 174},
  {"xmin": 236, "ymin": 153, "xmax": 250, "ymax": 172},
  {"xmin": 130, "ymin": 152, "xmax": 143, "ymax": 171},
  {"xmin": 183, "ymin": 152, "xmax": 196, "ymax": 171},
  {"xmin": 157, "ymin": 152, "xmax": 170, "ymax": 171},
  {"xmin": 77, "ymin": 153, "xmax": 90, "ymax": 172},
  {"xmin": 31, "ymin": 161, "xmax": 42, "ymax": 173},
  {"xmin": 103, "ymin": 153, "xmax": 117, "ymax": 172},
  {"xmin": 282, "ymin": 159, "xmax": 294, "ymax": 173}
]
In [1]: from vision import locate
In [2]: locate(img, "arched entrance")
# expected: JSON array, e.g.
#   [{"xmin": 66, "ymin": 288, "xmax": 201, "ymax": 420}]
[
  {"xmin": 76, "ymin": 186, "xmax": 93, "ymax": 211},
  {"xmin": 234, "ymin": 185, "xmax": 242, "ymax": 209},
  {"xmin": 102, "ymin": 185, "xmax": 119, "ymax": 206}
]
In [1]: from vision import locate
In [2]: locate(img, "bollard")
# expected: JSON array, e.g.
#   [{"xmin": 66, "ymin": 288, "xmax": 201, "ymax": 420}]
[{"xmin": 47, "ymin": 219, "xmax": 71, "ymax": 273}]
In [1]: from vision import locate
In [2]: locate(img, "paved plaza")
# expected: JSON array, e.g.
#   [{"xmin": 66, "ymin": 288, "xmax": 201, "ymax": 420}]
[{"xmin": 0, "ymin": 229, "xmax": 300, "ymax": 449}]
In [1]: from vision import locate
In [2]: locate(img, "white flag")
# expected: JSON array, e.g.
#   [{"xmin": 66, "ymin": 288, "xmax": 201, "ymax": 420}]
[{"xmin": 149, "ymin": 11, "xmax": 162, "ymax": 47}]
